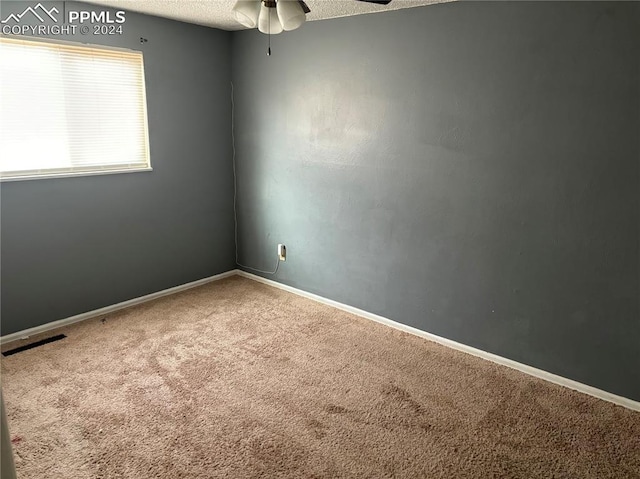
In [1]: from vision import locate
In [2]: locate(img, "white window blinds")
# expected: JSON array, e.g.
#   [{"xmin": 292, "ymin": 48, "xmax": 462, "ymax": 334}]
[{"xmin": 0, "ymin": 36, "xmax": 150, "ymax": 180}]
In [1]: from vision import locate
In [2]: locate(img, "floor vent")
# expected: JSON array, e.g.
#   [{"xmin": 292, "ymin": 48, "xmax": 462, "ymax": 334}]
[{"xmin": 2, "ymin": 334, "xmax": 67, "ymax": 357}]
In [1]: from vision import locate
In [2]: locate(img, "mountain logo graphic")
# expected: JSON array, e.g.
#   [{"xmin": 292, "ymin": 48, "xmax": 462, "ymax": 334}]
[{"xmin": 1, "ymin": 3, "xmax": 59, "ymax": 24}]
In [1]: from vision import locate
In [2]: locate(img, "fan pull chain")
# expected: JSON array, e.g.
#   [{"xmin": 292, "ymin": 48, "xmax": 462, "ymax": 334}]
[{"xmin": 267, "ymin": 2, "xmax": 272, "ymax": 56}]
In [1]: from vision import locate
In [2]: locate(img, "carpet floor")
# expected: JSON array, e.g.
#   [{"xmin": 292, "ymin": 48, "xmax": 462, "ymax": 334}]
[{"xmin": 1, "ymin": 276, "xmax": 639, "ymax": 478}]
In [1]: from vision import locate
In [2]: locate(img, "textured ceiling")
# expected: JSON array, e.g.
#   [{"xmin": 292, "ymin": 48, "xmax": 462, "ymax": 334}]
[{"xmin": 80, "ymin": 0, "xmax": 454, "ymax": 31}]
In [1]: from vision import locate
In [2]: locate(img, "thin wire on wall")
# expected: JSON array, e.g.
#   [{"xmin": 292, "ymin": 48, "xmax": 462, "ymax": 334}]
[{"xmin": 231, "ymin": 81, "xmax": 280, "ymax": 275}]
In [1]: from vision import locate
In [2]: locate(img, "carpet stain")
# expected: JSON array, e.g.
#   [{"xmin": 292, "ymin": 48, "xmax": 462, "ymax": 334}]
[
  {"xmin": 382, "ymin": 383, "xmax": 429, "ymax": 416},
  {"xmin": 324, "ymin": 404, "xmax": 349, "ymax": 414}
]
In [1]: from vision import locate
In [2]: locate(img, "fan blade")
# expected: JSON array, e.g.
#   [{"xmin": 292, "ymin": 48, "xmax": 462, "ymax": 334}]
[
  {"xmin": 355, "ymin": 0, "xmax": 392, "ymax": 4},
  {"xmin": 298, "ymin": 0, "xmax": 311, "ymax": 13}
]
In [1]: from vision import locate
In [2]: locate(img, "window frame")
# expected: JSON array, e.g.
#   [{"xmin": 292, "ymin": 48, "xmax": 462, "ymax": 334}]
[{"xmin": 0, "ymin": 35, "xmax": 152, "ymax": 182}]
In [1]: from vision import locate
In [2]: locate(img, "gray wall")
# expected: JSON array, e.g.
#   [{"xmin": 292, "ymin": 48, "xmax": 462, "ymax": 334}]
[
  {"xmin": 231, "ymin": 2, "xmax": 640, "ymax": 400},
  {"xmin": 0, "ymin": 2, "xmax": 235, "ymax": 335}
]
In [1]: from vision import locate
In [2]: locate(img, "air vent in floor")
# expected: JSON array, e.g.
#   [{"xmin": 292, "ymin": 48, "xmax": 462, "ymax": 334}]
[{"xmin": 2, "ymin": 334, "xmax": 67, "ymax": 357}]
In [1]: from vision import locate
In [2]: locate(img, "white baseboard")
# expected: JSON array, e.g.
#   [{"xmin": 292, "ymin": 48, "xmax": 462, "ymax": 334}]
[
  {"xmin": 3, "ymin": 268, "xmax": 637, "ymax": 412},
  {"xmin": 0, "ymin": 270, "xmax": 238, "ymax": 345},
  {"xmin": 236, "ymin": 270, "xmax": 640, "ymax": 412}
]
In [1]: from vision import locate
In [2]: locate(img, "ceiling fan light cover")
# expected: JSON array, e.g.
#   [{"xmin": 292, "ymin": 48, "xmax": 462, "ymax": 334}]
[
  {"xmin": 232, "ymin": 0, "xmax": 261, "ymax": 28},
  {"xmin": 276, "ymin": 0, "xmax": 306, "ymax": 31},
  {"xmin": 258, "ymin": 3, "xmax": 283, "ymax": 34}
]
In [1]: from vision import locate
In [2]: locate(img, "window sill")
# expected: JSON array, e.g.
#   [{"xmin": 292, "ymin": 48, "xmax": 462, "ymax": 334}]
[{"xmin": 0, "ymin": 167, "xmax": 153, "ymax": 182}]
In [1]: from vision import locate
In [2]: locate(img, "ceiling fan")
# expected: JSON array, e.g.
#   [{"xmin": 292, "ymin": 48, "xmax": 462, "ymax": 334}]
[{"xmin": 232, "ymin": 0, "xmax": 393, "ymax": 34}]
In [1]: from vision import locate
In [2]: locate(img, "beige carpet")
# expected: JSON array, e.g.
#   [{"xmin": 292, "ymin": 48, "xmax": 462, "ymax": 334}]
[{"xmin": 1, "ymin": 276, "xmax": 639, "ymax": 478}]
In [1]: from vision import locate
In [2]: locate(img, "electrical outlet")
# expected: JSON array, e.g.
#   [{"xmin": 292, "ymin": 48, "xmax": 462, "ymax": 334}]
[{"xmin": 278, "ymin": 244, "xmax": 286, "ymax": 261}]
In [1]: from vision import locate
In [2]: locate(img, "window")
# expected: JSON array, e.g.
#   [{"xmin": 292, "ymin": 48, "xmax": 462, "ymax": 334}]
[{"xmin": 0, "ymin": 36, "xmax": 150, "ymax": 181}]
